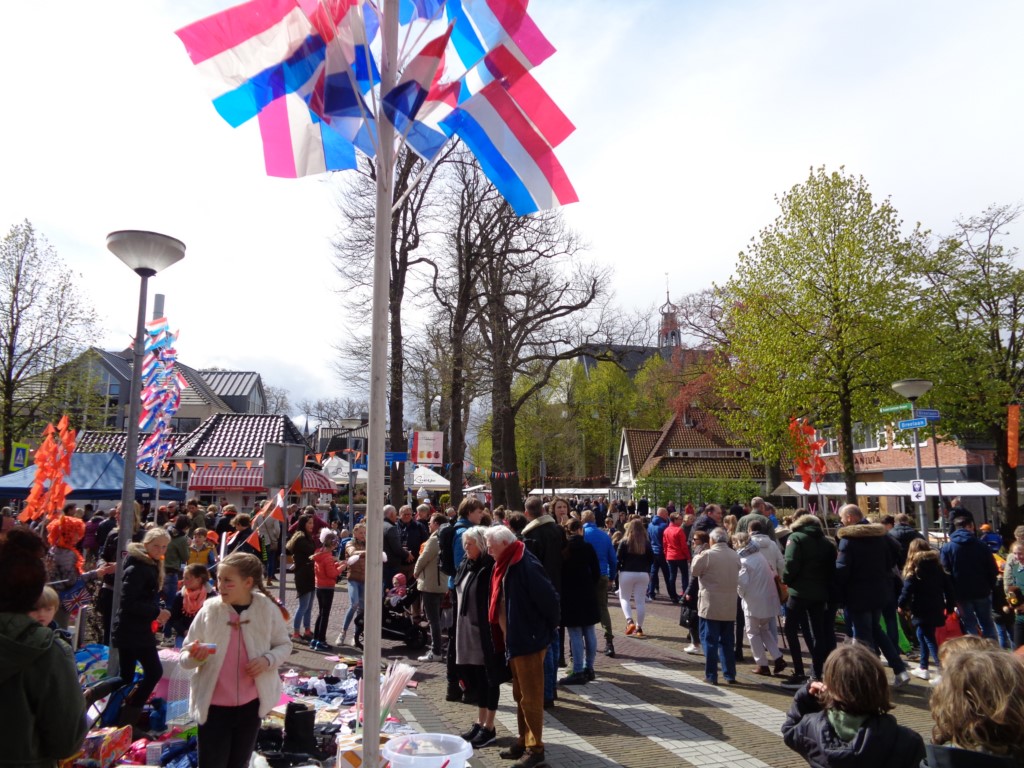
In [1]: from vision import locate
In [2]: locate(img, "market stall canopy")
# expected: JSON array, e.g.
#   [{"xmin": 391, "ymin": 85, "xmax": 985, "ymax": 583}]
[
  {"xmin": 771, "ymin": 480, "xmax": 998, "ymax": 498},
  {"xmin": 409, "ymin": 464, "xmax": 450, "ymax": 491},
  {"xmin": 528, "ymin": 487, "xmax": 610, "ymax": 496},
  {"xmin": 188, "ymin": 465, "xmax": 335, "ymax": 492},
  {"xmin": 321, "ymin": 455, "xmax": 369, "ymax": 485},
  {"xmin": 0, "ymin": 452, "xmax": 185, "ymax": 501}
]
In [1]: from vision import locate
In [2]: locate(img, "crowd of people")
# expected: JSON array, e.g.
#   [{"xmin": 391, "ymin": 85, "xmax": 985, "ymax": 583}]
[{"xmin": 2, "ymin": 491, "xmax": 1024, "ymax": 767}]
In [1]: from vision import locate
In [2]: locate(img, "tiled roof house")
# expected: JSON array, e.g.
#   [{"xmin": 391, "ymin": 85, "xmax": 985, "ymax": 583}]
[{"xmin": 614, "ymin": 408, "xmax": 762, "ymax": 489}]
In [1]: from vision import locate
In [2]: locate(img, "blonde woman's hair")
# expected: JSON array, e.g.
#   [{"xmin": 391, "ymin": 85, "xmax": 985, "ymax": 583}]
[
  {"xmin": 624, "ymin": 518, "xmax": 649, "ymax": 555},
  {"xmin": 929, "ymin": 647, "xmax": 1024, "ymax": 761},
  {"xmin": 218, "ymin": 552, "xmax": 289, "ymax": 619},
  {"xmin": 902, "ymin": 538, "xmax": 934, "ymax": 579}
]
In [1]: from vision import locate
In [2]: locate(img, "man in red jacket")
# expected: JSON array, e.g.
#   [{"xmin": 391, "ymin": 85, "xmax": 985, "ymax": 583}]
[{"xmin": 663, "ymin": 513, "xmax": 692, "ymax": 604}]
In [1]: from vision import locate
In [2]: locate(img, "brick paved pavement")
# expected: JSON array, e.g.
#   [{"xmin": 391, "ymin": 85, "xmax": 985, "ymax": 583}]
[{"xmin": 281, "ymin": 580, "xmax": 938, "ymax": 767}]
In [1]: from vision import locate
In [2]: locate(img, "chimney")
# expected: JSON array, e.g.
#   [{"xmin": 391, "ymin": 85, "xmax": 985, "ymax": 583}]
[{"xmin": 152, "ymin": 293, "xmax": 165, "ymax": 321}]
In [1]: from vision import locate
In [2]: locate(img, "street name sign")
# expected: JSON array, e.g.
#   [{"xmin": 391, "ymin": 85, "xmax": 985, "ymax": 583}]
[
  {"xmin": 898, "ymin": 417, "xmax": 928, "ymax": 430},
  {"xmin": 915, "ymin": 408, "xmax": 940, "ymax": 420},
  {"xmin": 879, "ymin": 403, "xmax": 913, "ymax": 413}
]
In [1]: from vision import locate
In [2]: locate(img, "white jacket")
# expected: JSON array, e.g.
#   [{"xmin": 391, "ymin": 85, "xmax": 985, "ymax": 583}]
[
  {"xmin": 751, "ymin": 533, "xmax": 785, "ymax": 577},
  {"xmin": 180, "ymin": 593, "xmax": 292, "ymax": 724},
  {"xmin": 738, "ymin": 547, "xmax": 781, "ymax": 620}
]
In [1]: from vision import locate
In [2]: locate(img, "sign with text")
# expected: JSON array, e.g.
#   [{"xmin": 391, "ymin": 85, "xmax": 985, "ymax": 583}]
[
  {"xmin": 898, "ymin": 417, "xmax": 928, "ymax": 431},
  {"xmin": 410, "ymin": 431, "xmax": 443, "ymax": 465}
]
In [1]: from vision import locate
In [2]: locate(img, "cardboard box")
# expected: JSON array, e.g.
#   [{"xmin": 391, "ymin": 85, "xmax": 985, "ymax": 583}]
[
  {"xmin": 335, "ymin": 734, "xmax": 389, "ymax": 768},
  {"xmin": 80, "ymin": 726, "xmax": 132, "ymax": 768}
]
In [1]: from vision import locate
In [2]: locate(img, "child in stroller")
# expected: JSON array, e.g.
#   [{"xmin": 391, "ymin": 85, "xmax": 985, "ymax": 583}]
[{"xmin": 353, "ymin": 574, "xmax": 428, "ymax": 649}]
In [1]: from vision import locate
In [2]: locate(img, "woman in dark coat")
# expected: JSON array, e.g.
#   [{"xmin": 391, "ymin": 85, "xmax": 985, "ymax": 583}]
[
  {"xmin": 111, "ymin": 527, "xmax": 171, "ymax": 730},
  {"xmin": 452, "ymin": 525, "xmax": 508, "ymax": 750},
  {"xmin": 559, "ymin": 518, "xmax": 601, "ymax": 685},
  {"xmin": 286, "ymin": 514, "xmax": 317, "ymax": 641}
]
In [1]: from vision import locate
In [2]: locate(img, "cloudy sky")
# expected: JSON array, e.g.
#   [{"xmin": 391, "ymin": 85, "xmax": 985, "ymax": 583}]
[{"xmin": 1, "ymin": 0, "xmax": 1022, "ymax": 410}]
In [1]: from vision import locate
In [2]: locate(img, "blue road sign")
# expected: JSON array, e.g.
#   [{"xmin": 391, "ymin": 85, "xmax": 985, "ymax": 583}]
[
  {"xmin": 898, "ymin": 417, "xmax": 928, "ymax": 430},
  {"xmin": 915, "ymin": 408, "xmax": 940, "ymax": 420},
  {"xmin": 385, "ymin": 452, "xmax": 408, "ymax": 463}
]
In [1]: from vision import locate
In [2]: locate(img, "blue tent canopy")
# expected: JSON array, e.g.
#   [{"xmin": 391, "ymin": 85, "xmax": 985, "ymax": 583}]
[{"xmin": 0, "ymin": 452, "xmax": 185, "ymax": 501}]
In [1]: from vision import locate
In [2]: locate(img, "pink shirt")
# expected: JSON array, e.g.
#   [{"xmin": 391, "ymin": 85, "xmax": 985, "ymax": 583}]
[{"xmin": 211, "ymin": 611, "xmax": 260, "ymax": 707}]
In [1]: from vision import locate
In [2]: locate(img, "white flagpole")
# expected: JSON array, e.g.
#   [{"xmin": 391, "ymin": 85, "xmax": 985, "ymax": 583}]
[{"xmin": 364, "ymin": 0, "xmax": 398, "ymax": 764}]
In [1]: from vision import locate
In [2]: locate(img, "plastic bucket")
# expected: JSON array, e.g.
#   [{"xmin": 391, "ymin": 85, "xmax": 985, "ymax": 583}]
[{"xmin": 381, "ymin": 733, "xmax": 473, "ymax": 768}]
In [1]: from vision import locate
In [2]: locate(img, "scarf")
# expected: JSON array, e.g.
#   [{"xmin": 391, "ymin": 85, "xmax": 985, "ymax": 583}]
[
  {"xmin": 182, "ymin": 585, "xmax": 207, "ymax": 617},
  {"xmin": 489, "ymin": 539, "xmax": 524, "ymax": 625}
]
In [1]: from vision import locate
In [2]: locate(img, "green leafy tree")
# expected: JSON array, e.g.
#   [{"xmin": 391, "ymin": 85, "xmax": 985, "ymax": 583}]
[
  {"xmin": 717, "ymin": 167, "xmax": 934, "ymax": 502},
  {"xmin": 912, "ymin": 204, "xmax": 1024, "ymax": 529}
]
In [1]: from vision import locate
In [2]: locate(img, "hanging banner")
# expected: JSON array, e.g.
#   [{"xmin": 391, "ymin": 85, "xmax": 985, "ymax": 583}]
[
  {"xmin": 1008, "ymin": 404, "xmax": 1019, "ymax": 469},
  {"xmin": 410, "ymin": 431, "xmax": 443, "ymax": 465}
]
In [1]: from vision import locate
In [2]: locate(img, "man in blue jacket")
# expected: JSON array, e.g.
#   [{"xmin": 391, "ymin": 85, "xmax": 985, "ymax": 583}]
[
  {"xmin": 583, "ymin": 510, "xmax": 617, "ymax": 657},
  {"xmin": 940, "ymin": 514, "xmax": 999, "ymax": 640},
  {"xmin": 647, "ymin": 508, "xmax": 671, "ymax": 601},
  {"xmin": 486, "ymin": 524, "xmax": 559, "ymax": 768}
]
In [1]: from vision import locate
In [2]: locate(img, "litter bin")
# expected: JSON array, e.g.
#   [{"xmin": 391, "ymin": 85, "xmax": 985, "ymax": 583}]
[{"xmin": 381, "ymin": 733, "xmax": 473, "ymax": 768}]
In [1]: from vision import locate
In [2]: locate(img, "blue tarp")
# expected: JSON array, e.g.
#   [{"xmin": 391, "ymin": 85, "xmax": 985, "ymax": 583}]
[{"xmin": 0, "ymin": 451, "xmax": 185, "ymax": 501}]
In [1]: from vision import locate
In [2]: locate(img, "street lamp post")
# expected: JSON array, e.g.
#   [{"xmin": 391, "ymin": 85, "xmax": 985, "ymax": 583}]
[
  {"xmin": 891, "ymin": 378, "xmax": 933, "ymax": 538},
  {"xmin": 106, "ymin": 231, "xmax": 185, "ymax": 669}
]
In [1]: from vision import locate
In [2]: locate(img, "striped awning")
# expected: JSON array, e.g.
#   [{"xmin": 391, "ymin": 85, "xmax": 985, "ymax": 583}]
[{"xmin": 188, "ymin": 466, "xmax": 336, "ymax": 493}]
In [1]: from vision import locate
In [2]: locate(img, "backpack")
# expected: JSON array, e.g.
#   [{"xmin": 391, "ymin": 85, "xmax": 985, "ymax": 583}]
[{"xmin": 437, "ymin": 522, "xmax": 461, "ymax": 576}]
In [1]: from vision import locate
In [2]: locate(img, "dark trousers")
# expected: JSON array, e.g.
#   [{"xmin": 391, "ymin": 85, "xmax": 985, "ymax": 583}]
[
  {"xmin": 849, "ymin": 608, "xmax": 906, "ymax": 674},
  {"xmin": 117, "ymin": 644, "xmax": 163, "ymax": 707},
  {"xmin": 667, "ymin": 560, "xmax": 689, "ymax": 602},
  {"xmin": 314, "ymin": 587, "xmax": 335, "ymax": 643},
  {"xmin": 647, "ymin": 554, "xmax": 671, "ymax": 598},
  {"xmin": 198, "ymin": 699, "xmax": 261, "ymax": 768},
  {"xmin": 784, "ymin": 596, "xmax": 829, "ymax": 679},
  {"xmin": 735, "ymin": 598, "xmax": 745, "ymax": 658}
]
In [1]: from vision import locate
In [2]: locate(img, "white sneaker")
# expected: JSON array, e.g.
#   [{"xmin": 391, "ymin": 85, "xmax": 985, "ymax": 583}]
[
  {"xmin": 929, "ymin": 673, "xmax": 942, "ymax": 686},
  {"xmin": 892, "ymin": 671, "xmax": 911, "ymax": 689},
  {"xmin": 418, "ymin": 651, "xmax": 436, "ymax": 662},
  {"xmin": 335, "ymin": 631, "xmax": 348, "ymax": 647},
  {"xmin": 910, "ymin": 667, "xmax": 930, "ymax": 680},
  {"xmin": 683, "ymin": 644, "xmax": 700, "ymax": 654}
]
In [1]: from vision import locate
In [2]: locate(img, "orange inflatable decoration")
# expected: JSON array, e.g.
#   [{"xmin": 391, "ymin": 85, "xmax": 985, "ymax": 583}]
[{"xmin": 18, "ymin": 415, "xmax": 76, "ymax": 522}]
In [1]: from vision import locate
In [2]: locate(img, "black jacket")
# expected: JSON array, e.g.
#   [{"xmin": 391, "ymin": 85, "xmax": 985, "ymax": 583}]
[
  {"xmin": 783, "ymin": 515, "xmax": 836, "ymax": 604},
  {"xmin": 888, "ymin": 524, "xmax": 925, "ymax": 569},
  {"xmin": 287, "ymin": 531, "xmax": 316, "ymax": 595},
  {"xmin": 782, "ymin": 684, "xmax": 925, "ymax": 768},
  {"xmin": 941, "ymin": 529, "xmax": 999, "ymax": 601},
  {"xmin": 560, "ymin": 535, "xmax": 600, "ymax": 627},
  {"xmin": 500, "ymin": 547, "xmax": 560, "ymax": 659},
  {"xmin": 922, "ymin": 744, "xmax": 1019, "ymax": 767},
  {"xmin": 383, "ymin": 519, "xmax": 408, "ymax": 566},
  {"xmin": 111, "ymin": 543, "xmax": 162, "ymax": 648},
  {"xmin": 522, "ymin": 515, "xmax": 565, "ymax": 594},
  {"xmin": 453, "ymin": 553, "xmax": 509, "ymax": 686},
  {"xmin": 836, "ymin": 522, "xmax": 900, "ymax": 611},
  {"xmin": 897, "ymin": 551, "xmax": 955, "ymax": 628},
  {"xmin": 616, "ymin": 539, "xmax": 654, "ymax": 573}
]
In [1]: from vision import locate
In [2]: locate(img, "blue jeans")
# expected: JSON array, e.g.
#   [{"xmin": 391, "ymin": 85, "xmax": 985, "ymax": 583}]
[
  {"xmin": 648, "ymin": 554, "xmax": 672, "ymax": 599},
  {"xmin": 667, "ymin": 560, "xmax": 689, "ymax": 602},
  {"xmin": 699, "ymin": 618, "xmax": 736, "ymax": 682},
  {"xmin": 294, "ymin": 590, "xmax": 315, "ymax": 632},
  {"xmin": 957, "ymin": 596, "xmax": 997, "ymax": 641},
  {"xmin": 543, "ymin": 635, "xmax": 558, "ymax": 702},
  {"xmin": 848, "ymin": 608, "xmax": 906, "ymax": 674},
  {"xmin": 567, "ymin": 625, "xmax": 597, "ymax": 675},
  {"xmin": 266, "ymin": 547, "xmax": 280, "ymax": 581},
  {"xmin": 916, "ymin": 624, "xmax": 939, "ymax": 670},
  {"xmin": 344, "ymin": 580, "xmax": 365, "ymax": 631}
]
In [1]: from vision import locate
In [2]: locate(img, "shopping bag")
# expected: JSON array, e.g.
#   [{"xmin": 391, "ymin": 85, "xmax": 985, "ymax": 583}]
[{"xmin": 935, "ymin": 611, "xmax": 964, "ymax": 646}]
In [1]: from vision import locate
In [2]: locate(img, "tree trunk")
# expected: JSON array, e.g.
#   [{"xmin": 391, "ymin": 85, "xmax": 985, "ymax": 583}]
[
  {"xmin": 838, "ymin": 389, "xmax": 857, "ymax": 504},
  {"xmin": 991, "ymin": 423, "xmax": 1021, "ymax": 532},
  {"xmin": 388, "ymin": 295, "xmax": 405, "ymax": 507},
  {"xmin": 447, "ymin": 312, "xmax": 468, "ymax": 512}
]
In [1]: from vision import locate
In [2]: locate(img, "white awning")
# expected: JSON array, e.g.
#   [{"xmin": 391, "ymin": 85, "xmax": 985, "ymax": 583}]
[
  {"xmin": 772, "ymin": 480, "xmax": 998, "ymax": 498},
  {"xmin": 527, "ymin": 488, "xmax": 609, "ymax": 496}
]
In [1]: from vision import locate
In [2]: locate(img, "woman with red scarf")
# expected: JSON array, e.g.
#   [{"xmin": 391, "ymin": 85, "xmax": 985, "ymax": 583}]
[{"xmin": 485, "ymin": 525, "xmax": 559, "ymax": 768}]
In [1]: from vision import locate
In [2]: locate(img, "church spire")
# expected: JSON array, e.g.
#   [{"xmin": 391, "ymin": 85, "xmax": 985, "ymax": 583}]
[{"xmin": 659, "ymin": 278, "xmax": 680, "ymax": 351}]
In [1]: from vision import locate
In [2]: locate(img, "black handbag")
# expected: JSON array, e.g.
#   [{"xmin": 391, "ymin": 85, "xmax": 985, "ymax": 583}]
[{"xmin": 679, "ymin": 603, "xmax": 698, "ymax": 631}]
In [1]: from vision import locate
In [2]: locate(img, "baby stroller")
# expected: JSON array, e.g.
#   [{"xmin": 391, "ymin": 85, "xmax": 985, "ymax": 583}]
[{"xmin": 353, "ymin": 582, "xmax": 428, "ymax": 650}]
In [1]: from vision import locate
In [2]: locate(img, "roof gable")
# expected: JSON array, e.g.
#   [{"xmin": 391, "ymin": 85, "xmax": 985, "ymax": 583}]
[{"xmin": 199, "ymin": 370, "xmax": 263, "ymax": 399}]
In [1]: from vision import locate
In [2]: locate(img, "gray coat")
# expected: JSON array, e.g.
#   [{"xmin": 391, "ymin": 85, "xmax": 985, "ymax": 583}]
[{"xmin": 691, "ymin": 542, "xmax": 740, "ymax": 621}]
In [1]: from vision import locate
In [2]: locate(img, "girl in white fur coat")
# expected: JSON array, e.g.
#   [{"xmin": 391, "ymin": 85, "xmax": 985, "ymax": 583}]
[{"xmin": 181, "ymin": 552, "xmax": 292, "ymax": 768}]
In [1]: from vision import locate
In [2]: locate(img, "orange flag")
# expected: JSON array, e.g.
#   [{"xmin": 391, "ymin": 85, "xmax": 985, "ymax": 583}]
[
  {"xmin": 231, "ymin": 460, "xmax": 237, "ymax": 469},
  {"xmin": 289, "ymin": 476, "xmax": 302, "ymax": 495},
  {"xmin": 1009, "ymin": 404, "xmax": 1019, "ymax": 469},
  {"xmin": 245, "ymin": 528, "xmax": 262, "ymax": 551},
  {"xmin": 245, "ymin": 460, "xmax": 252, "ymax": 470}
]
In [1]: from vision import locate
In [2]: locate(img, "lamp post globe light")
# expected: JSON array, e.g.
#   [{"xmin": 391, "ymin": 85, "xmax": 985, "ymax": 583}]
[
  {"xmin": 891, "ymin": 378, "xmax": 933, "ymax": 538},
  {"xmin": 107, "ymin": 231, "xmax": 185, "ymax": 667}
]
